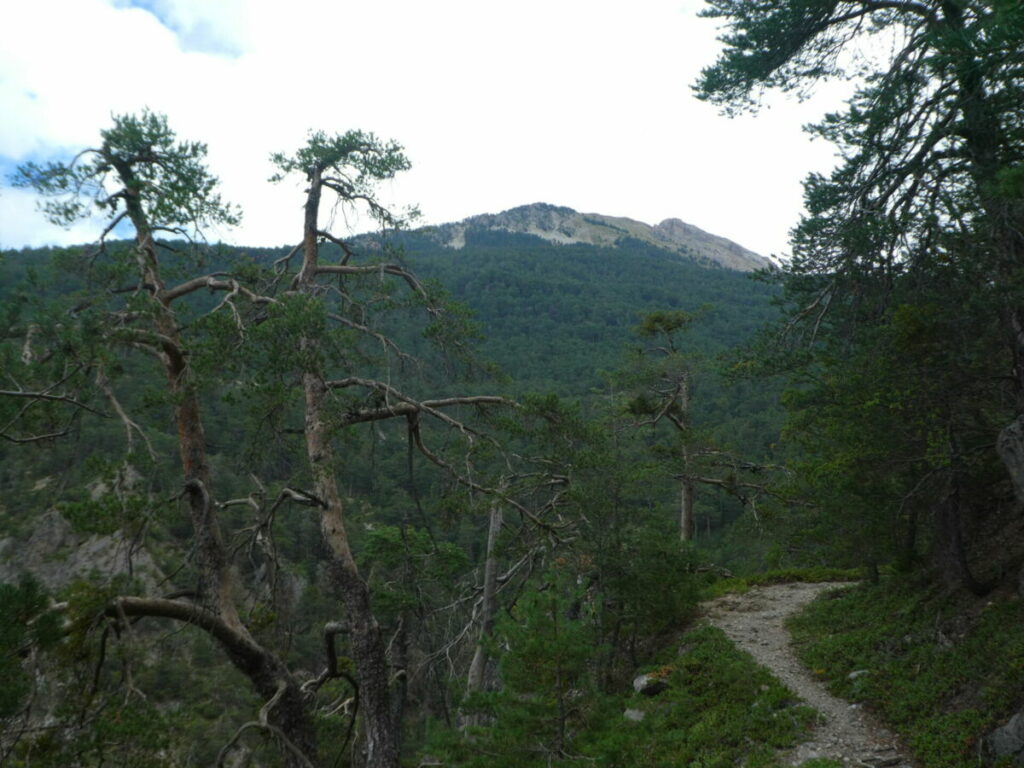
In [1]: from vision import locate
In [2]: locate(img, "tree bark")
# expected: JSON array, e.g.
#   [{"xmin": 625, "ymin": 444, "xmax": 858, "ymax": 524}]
[
  {"xmin": 679, "ymin": 476, "xmax": 695, "ymax": 542},
  {"xmin": 298, "ymin": 165, "xmax": 401, "ymax": 768},
  {"xmin": 108, "ymin": 152, "xmax": 318, "ymax": 765},
  {"xmin": 464, "ymin": 499, "xmax": 503, "ymax": 727},
  {"xmin": 935, "ymin": 487, "xmax": 987, "ymax": 596},
  {"xmin": 111, "ymin": 152, "xmax": 243, "ymax": 633},
  {"xmin": 998, "ymin": 416, "xmax": 1024, "ymax": 504}
]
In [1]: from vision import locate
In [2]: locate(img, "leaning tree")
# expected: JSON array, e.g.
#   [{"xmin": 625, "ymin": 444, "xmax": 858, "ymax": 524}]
[{"xmin": 264, "ymin": 130, "xmax": 514, "ymax": 767}]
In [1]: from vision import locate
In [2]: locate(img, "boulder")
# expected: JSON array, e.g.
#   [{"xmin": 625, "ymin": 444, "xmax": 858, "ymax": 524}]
[
  {"xmin": 997, "ymin": 416, "xmax": 1024, "ymax": 505},
  {"xmin": 633, "ymin": 673, "xmax": 669, "ymax": 697},
  {"xmin": 985, "ymin": 711, "xmax": 1024, "ymax": 764}
]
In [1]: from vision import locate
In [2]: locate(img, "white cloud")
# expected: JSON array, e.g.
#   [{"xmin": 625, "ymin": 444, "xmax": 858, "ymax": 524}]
[
  {"xmin": 0, "ymin": 187, "xmax": 109, "ymax": 250},
  {"xmin": 111, "ymin": 0, "xmax": 253, "ymax": 55},
  {"xmin": 1, "ymin": 0, "xmax": 851, "ymax": 257}
]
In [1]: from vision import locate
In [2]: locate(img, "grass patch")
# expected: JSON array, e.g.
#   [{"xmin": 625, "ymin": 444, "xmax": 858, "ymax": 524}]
[
  {"xmin": 706, "ymin": 567, "xmax": 862, "ymax": 598},
  {"xmin": 583, "ymin": 625, "xmax": 817, "ymax": 767},
  {"xmin": 432, "ymin": 624, "xmax": 817, "ymax": 767},
  {"xmin": 787, "ymin": 578, "xmax": 1024, "ymax": 767}
]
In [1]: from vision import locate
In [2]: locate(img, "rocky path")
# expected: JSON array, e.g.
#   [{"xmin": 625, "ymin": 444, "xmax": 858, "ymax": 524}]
[{"xmin": 704, "ymin": 582, "xmax": 914, "ymax": 767}]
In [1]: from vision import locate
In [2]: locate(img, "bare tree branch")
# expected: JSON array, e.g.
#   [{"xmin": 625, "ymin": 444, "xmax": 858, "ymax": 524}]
[
  {"xmin": 273, "ymin": 242, "xmax": 303, "ymax": 273},
  {"xmin": 216, "ymin": 681, "xmax": 317, "ymax": 768},
  {"xmin": 325, "ymin": 376, "xmax": 508, "ymax": 432},
  {"xmin": 316, "ymin": 229, "xmax": 356, "ymax": 263},
  {"xmin": 313, "ymin": 263, "xmax": 431, "ymax": 303},
  {"xmin": 106, "ymin": 596, "xmax": 265, "ymax": 666},
  {"xmin": 407, "ymin": 415, "xmax": 567, "ymax": 535},
  {"xmin": 96, "ymin": 367, "xmax": 156, "ymax": 459},
  {"xmin": 161, "ymin": 272, "xmax": 230, "ymax": 302},
  {"xmin": 0, "ymin": 389, "xmax": 106, "ymax": 417}
]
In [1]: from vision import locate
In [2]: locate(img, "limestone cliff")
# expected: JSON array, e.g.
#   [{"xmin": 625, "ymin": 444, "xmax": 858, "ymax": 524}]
[{"xmin": 426, "ymin": 203, "xmax": 771, "ymax": 272}]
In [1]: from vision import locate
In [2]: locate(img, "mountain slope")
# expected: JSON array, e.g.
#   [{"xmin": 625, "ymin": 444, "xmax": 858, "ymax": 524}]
[
  {"xmin": 391, "ymin": 228, "xmax": 783, "ymax": 458},
  {"xmin": 422, "ymin": 203, "xmax": 771, "ymax": 272}
]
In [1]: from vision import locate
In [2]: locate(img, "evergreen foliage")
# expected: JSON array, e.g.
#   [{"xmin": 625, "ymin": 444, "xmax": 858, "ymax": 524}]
[
  {"xmin": 2, "ymin": 110, "xmax": 785, "ymax": 766},
  {"xmin": 6, "ymin": 4, "xmax": 1023, "ymax": 755},
  {"xmin": 697, "ymin": 0, "xmax": 1024, "ymax": 586}
]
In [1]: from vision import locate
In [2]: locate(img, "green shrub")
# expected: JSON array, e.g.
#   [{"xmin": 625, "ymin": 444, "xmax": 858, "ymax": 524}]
[{"xmin": 788, "ymin": 578, "xmax": 1024, "ymax": 768}]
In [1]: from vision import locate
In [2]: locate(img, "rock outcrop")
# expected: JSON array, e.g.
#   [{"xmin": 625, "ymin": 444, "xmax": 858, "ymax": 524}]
[
  {"xmin": 0, "ymin": 509, "xmax": 162, "ymax": 590},
  {"xmin": 426, "ymin": 203, "xmax": 772, "ymax": 272}
]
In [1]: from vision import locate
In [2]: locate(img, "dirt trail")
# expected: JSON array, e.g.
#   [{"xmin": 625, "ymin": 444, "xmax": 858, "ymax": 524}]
[{"xmin": 704, "ymin": 581, "xmax": 914, "ymax": 767}]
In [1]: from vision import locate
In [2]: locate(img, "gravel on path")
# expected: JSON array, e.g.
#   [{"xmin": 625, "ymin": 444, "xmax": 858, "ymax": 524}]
[{"xmin": 704, "ymin": 581, "xmax": 914, "ymax": 768}]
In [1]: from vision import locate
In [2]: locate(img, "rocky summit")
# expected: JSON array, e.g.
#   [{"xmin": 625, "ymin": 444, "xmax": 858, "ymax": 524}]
[{"xmin": 426, "ymin": 203, "xmax": 771, "ymax": 272}]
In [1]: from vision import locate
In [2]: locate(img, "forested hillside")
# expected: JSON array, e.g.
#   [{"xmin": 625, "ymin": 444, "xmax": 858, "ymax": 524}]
[
  {"xmin": 405, "ymin": 228, "xmax": 777, "ymax": 394},
  {"xmin": 0, "ymin": 115, "xmax": 790, "ymax": 767}
]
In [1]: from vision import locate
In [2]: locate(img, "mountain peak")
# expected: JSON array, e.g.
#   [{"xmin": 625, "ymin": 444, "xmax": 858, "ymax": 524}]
[{"xmin": 427, "ymin": 204, "xmax": 770, "ymax": 272}]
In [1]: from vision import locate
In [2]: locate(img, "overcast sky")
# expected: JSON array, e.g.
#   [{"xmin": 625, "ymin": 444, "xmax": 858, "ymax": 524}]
[{"xmin": 1, "ymin": 0, "xmax": 855, "ymax": 258}]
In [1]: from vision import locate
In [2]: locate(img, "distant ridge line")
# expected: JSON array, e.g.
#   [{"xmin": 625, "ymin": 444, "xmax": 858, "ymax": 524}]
[{"xmin": 419, "ymin": 203, "xmax": 771, "ymax": 272}]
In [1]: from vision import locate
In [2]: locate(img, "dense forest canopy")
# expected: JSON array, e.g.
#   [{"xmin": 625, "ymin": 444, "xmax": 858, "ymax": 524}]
[
  {"xmin": 2, "ymin": 2, "xmax": 1024, "ymax": 766},
  {"xmin": 0, "ymin": 111, "xmax": 781, "ymax": 767},
  {"xmin": 697, "ymin": 0, "xmax": 1024, "ymax": 589}
]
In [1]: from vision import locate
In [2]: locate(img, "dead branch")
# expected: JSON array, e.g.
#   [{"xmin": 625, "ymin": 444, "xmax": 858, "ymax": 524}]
[
  {"xmin": 0, "ymin": 388, "xmax": 106, "ymax": 418},
  {"xmin": 110, "ymin": 328, "xmax": 186, "ymax": 366},
  {"xmin": 81, "ymin": 210, "xmax": 128, "ymax": 266},
  {"xmin": 302, "ymin": 621, "xmax": 358, "ymax": 696},
  {"xmin": 215, "ymin": 681, "xmax": 317, "ymax": 768},
  {"xmin": 273, "ymin": 243, "xmax": 303, "ymax": 273},
  {"xmin": 326, "ymin": 311, "xmax": 415, "ymax": 365},
  {"xmin": 0, "ymin": 426, "xmax": 75, "ymax": 444},
  {"xmin": 96, "ymin": 367, "xmax": 156, "ymax": 459},
  {"xmin": 107, "ymin": 596, "xmax": 265, "ymax": 665},
  {"xmin": 325, "ymin": 375, "xmax": 508, "ymax": 433},
  {"xmin": 316, "ymin": 229, "xmax": 356, "ymax": 263},
  {"xmin": 313, "ymin": 263, "xmax": 431, "ymax": 303},
  {"xmin": 0, "ymin": 367, "xmax": 103, "ymax": 443},
  {"xmin": 406, "ymin": 416, "xmax": 567, "ymax": 535},
  {"xmin": 159, "ymin": 272, "xmax": 228, "ymax": 302}
]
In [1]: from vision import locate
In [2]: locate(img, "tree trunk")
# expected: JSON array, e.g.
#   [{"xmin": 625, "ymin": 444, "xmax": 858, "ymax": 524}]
[
  {"xmin": 998, "ymin": 415, "xmax": 1024, "ymax": 505},
  {"xmin": 252, "ymin": 672, "xmax": 319, "ymax": 768},
  {"xmin": 298, "ymin": 166, "xmax": 400, "ymax": 768},
  {"xmin": 463, "ymin": 500, "xmax": 502, "ymax": 728},
  {"xmin": 141, "ymin": 246, "xmax": 318, "ymax": 765},
  {"xmin": 679, "ymin": 477, "xmax": 695, "ymax": 542},
  {"xmin": 305, "ymin": 371, "xmax": 400, "ymax": 768},
  {"xmin": 897, "ymin": 506, "xmax": 918, "ymax": 573},
  {"xmin": 935, "ymin": 488, "xmax": 987, "ymax": 596},
  {"xmin": 114, "ymin": 155, "xmax": 244, "ymax": 633}
]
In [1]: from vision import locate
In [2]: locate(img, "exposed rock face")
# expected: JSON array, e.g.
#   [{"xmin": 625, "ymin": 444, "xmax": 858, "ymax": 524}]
[
  {"xmin": 997, "ymin": 416, "xmax": 1024, "ymax": 505},
  {"xmin": 652, "ymin": 217, "xmax": 769, "ymax": 272},
  {"xmin": 0, "ymin": 509, "xmax": 162, "ymax": 590},
  {"xmin": 428, "ymin": 203, "xmax": 771, "ymax": 272}
]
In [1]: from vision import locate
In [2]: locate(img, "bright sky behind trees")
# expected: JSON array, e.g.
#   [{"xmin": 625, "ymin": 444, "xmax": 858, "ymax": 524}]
[{"xmin": 1, "ymin": 0, "xmax": 854, "ymax": 257}]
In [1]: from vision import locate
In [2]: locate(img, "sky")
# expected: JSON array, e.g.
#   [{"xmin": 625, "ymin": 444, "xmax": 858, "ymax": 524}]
[{"xmin": 0, "ymin": 0, "xmax": 856, "ymax": 259}]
